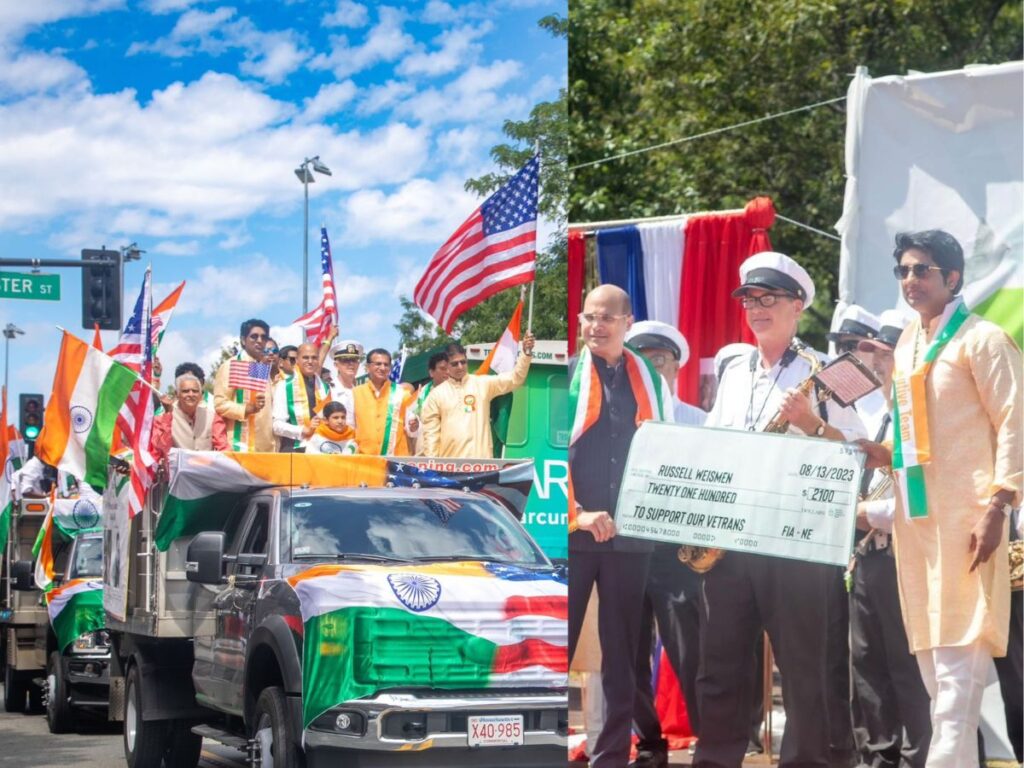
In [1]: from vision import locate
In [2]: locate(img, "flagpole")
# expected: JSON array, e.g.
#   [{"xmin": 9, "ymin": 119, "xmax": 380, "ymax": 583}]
[{"xmin": 527, "ymin": 139, "xmax": 541, "ymax": 334}]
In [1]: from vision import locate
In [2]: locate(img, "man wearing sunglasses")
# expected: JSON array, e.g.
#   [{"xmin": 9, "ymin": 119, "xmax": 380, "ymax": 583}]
[
  {"xmin": 213, "ymin": 318, "xmax": 276, "ymax": 452},
  {"xmin": 278, "ymin": 345, "xmax": 298, "ymax": 379},
  {"xmin": 696, "ymin": 252, "xmax": 867, "ymax": 768},
  {"xmin": 858, "ymin": 230, "xmax": 1022, "ymax": 768},
  {"xmin": 418, "ymin": 333, "xmax": 534, "ymax": 458}
]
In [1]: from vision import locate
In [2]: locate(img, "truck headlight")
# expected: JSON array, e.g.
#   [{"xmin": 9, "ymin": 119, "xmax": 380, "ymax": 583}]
[{"xmin": 71, "ymin": 630, "xmax": 111, "ymax": 654}]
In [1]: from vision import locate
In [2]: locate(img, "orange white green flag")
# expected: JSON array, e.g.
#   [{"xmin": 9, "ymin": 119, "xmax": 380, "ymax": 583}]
[
  {"xmin": 1, "ymin": 388, "xmax": 28, "ymax": 558},
  {"xmin": 35, "ymin": 331, "xmax": 138, "ymax": 491},
  {"xmin": 477, "ymin": 300, "xmax": 523, "ymax": 375}
]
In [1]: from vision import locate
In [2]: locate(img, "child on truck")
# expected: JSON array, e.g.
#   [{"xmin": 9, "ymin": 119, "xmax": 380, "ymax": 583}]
[{"xmin": 305, "ymin": 401, "xmax": 358, "ymax": 455}]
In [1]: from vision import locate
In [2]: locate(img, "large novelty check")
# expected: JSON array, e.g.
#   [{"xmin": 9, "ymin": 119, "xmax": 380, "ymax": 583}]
[{"xmin": 615, "ymin": 422, "xmax": 865, "ymax": 567}]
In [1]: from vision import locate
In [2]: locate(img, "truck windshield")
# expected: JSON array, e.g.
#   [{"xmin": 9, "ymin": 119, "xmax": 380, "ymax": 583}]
[
  {"xmin": 69, "ymin": 536, "xmax": 103, "ymax": 579},
  {"xmin": 284, "ymin": 494, "xmax": 548, "ymax": 567}
]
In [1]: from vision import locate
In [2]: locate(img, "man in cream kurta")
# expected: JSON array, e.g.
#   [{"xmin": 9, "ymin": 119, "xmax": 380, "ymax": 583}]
[
  {"xmin": 862, "ymin": 230, "xmax": 1022, "ymax": 768},
  {"xmin": 418, "ymin": 333, "xmax": 534, "ymax": 458},
  {"xmin": 213, "ymin": 318, "xmax": 276, "ymax": 453}
]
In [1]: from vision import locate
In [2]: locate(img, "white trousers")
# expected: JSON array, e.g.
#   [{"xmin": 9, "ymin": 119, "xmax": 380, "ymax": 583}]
[{"xmin": 915, "ymin": 642, "xmax": 990, "ymax": 768}]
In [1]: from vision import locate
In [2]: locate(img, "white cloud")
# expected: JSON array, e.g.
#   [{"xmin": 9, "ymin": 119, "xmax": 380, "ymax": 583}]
[
  {"xmin": 356, "ymin": 79, "xmax": 415, "ymax": 116},
  {"xmin": 176, "ymin": 254, "xmax": 301, "ymax": 319},
  {"xmin": 218, "ymin": 228, "xmax": 251, "ymax": 250},
  {"xmin": 397, "ymin": 21, "xmax": 492, "ymax": 78},
  {"xmin": 0, "ymin": 0, "xmax": 123, "ymax": 41},
  {"xmin": 0, "ymin": 44, "xmax": 88, "ymax": 96},
  {"xmin": 340, "ymin": 176, "xmax": 480, "ymax": 246},
  {"xmin": 322, "ymin": 0, "xmax": 369, "ymax": 28},
  {"xmin": 395, "ymin": 59, "xmax": 523, "ymax": 125},
  {"xmin": 141, "ymin": 0, "xmax": 211, "ymax": 13},
  {"xmin": 151, "ymin": 239, "xmax": 200, "ymax": 256},
  {"xmin": 0, "ymin": 72, "xmax": 430, "ymax": 237},
  {"xmin": 308, "ymin": 6, "xmax": 414, "ymax": 79},
  {"xmin": 300, "ymin": 80, "xmax": 358, "ymax": 122},
  {"xmin": 128, "ymin": 7, "xmax": 311, "ymax": 84},
  {"xmin": 435, "ymin": 125, "xmax": 493, "ymax": 168}
]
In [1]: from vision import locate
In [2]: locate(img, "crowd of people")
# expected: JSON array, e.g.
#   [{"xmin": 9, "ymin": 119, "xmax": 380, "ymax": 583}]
[
  {"xmin": 151, "ymin": 321, "xmax": 536, "ymax": 461},
  {"xmin": 569, "ymin": 230, "xmax": 1022, "ymax": 768}
]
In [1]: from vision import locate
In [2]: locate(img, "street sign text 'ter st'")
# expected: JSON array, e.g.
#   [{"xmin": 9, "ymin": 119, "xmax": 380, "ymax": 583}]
[{"xmin": 0, "ymin": 271, "xmax": 61, "ymax": 301}]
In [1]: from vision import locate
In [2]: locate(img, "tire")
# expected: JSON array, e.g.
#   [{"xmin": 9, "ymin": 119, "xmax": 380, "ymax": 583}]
[
  {"xmin": 164, "ymin": 720, "xmax": 203, "ymax": 768},
  {"xmin": 27, "ymin": 678, "xmax": 44, "ymax": 714},
  {"xmin": 252, "ymin": 686, "xmax": 304, "ymax": 768},
  {"xmin": 46, "ymin": 651, "xmax": 76, "ymax": 733},
  {"xmin": 3, "ymin": 661, "xmax": 26, "ymax": 713},
  {"xmin": 123, "ymin": 663, "xmax": 169, "ymax": 768}
]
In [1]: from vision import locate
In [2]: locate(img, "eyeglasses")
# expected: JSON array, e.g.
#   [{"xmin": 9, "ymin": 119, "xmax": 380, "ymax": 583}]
[
  {"xmin": 644, "ymin": 353, "xmax": 676, "ymax": 367},
  {"xmin": 368, "ymin": 360, "xmax": 391, "ymax": 367},
  {"xmin": 286, "ymin": 356, "xmax": 297, "ymax": 363},
  {"xmin": 835, "ymin": 340, "xmax": 861, "ymax": 354},
  {"xmin": 739, "ymin": 293, "xmax": 791, "ymax": 309},
  {"xmin": 578, "ymin": 312, "xmax": 629, "ymax": 326},
  {"xmin": 247, "ymin": 333, "xmax": 268, "ymax": 341},
  {"xmin": 893, "ymin": 264, "xmax": 946, "ymax": 280},
  {"xmin": 264, "ymin": 347, "xmax": 279, "ymax": 355},
  {"xmin": 448, "ymin": 359, "xmax": 468, "ymax": 367}
]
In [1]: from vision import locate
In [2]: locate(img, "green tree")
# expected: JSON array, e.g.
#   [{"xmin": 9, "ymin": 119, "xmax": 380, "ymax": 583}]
[
  {"xmin": 569, "ymin": 0, "xmax": 1022, "ymax": 343},
  {"xmin": 396, "ymin": 15, "xmax": 568, "ymax": 353}
]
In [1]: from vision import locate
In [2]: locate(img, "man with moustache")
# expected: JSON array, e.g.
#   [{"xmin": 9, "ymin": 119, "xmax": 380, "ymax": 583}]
[
  {"xmin": 569, "ymin": 284, "xmax": 674, "ymax": 768},
  {"xmin": 272, "ymin": 343, "xmax": 332, "ymax": 452},
  {"xmin": 353, "ymin": 348, "xmax": 416, "ymax": 456},
  {"xmin": 695, "ymin": 252, "xmax": 866, "ymax": 768},
  {"xmin": 859, "ymin": 230, "xmax": 1021, "ymax": 768},
  {"xmin": 214, "ymin": 318, "xmax": 276, "ymax": 452}
]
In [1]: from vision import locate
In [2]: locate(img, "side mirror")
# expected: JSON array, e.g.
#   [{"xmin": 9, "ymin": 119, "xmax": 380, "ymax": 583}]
[
  {"xmin": 12, "ymin": 560, "xmax": 35, "ymax": 591},
  {"xmin": 185, "ymin": 531, "xmax": 226, "ymax": 584}
]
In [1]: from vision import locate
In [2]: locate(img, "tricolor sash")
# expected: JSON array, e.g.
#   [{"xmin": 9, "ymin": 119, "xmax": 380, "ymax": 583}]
[
  {"xmin": 415, "ymin": 381, "xmax": 433, "ymax": 416},
  {"xmin": 892, "ymin": 299, "xmax": 970, "ymax": 519},
  {"xmin": 284, "ymin": 374, "xmax": 332, "ymax": 450},
  {"xmin": 568, "ymin": 346, "xmax": 667, "ymax": 531},
  {"xmin": 379, "ymin": 382, "xmax": 407, "ymax": 456}
]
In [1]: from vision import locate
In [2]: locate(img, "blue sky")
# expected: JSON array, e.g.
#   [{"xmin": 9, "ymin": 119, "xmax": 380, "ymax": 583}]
[{"xmin": 0, "ymin": 0, "xmax": 565, "ymax": 420}]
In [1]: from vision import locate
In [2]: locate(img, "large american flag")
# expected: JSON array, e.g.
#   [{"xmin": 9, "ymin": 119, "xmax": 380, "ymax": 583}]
[
  {"xmin": 414, "ymin": 154, "xmax": 539, "ymax": 332},
  {"xmin": 292, "ymin": 227, "xmax": 338, "ymax": 347},
  {"xmin": 110, "ymin": 267, "xmax": 156, "ymax": 519}
]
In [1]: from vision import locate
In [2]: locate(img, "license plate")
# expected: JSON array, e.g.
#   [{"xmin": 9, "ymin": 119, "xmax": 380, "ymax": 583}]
[{"xmin": 467, "ymin": 714, "xmax": 524, "ymax": 747}]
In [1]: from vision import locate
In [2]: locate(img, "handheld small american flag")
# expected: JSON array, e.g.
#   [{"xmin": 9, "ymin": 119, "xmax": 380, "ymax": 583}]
[
  {"xmin": 389, "ymin": 349, "xmax": 406, "ymax": 385},
  {"xmin": 292, "ymin": 227, "xmax": 338, "ymax": 346},
  {"xmin": 228, "ymin": 360, "xmax": 272, "ymax": 392},
  {"xmin": 414, "ymin": 154, "xmax": 539, "ymax": 332}
]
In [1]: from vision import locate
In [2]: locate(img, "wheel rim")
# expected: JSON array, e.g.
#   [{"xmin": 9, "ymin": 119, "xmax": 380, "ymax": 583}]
[
  {"xmin": 256, "ymin": 716, "xmax": 274, "ymax": 768},
  {"xmin": 125, "ymin": 681, "xmax": 138, "ymax": 753}
]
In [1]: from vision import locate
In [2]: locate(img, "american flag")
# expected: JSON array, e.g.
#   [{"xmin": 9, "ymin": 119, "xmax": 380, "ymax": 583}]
[
  {"xmin": 228, "ymin": 360, "xmax": 272, "ymax": 392},
  {"xmin": 414, "ymin": 154, "xmax": 539, "ymax": 332},
  {"xmin": 111, "ymin": 267, "xmax": 156, "ymax": 519},
  {"xmin": 291, "ymin": 227, "xmax": 338, "ymax": 347},
  {"xmin": 424, "ymin": 497, "xmax": 461, "ymax": 524},
  {"xmin": 389, "ymin": 348, "xmax": 407, "ymax": 385}
]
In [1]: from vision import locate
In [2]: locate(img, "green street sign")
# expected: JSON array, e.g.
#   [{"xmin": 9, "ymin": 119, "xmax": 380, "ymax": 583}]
[{"xmin": 0, "ymin": 271, "xmax": 60, "ymax": 301}]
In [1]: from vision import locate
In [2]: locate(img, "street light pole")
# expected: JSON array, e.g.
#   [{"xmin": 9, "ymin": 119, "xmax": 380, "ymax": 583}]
[
  {"xmin": 3, "ymin": 323, "xmax": 25, "ymax": 395},
  {"xmin": 294, "ymin": 156, "xmax": 332, "ymax": 315}
]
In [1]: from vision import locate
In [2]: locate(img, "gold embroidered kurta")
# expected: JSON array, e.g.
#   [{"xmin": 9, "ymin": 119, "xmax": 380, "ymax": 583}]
[{"xmin": 891, "ymin": 311, "xmax": 1022, "ymax": 656}]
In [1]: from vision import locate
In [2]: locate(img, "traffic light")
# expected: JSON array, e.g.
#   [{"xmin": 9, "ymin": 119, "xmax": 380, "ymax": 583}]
[
  {"xmin": 81, "ymin": 248, "xmax": 122, "ymax": 331},
  {"xmin": 19, "ymin": 393, "xmax": 44, "ymax": 443}
]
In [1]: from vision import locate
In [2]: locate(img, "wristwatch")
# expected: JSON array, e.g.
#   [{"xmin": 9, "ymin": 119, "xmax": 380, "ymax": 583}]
[{"xmin": 813, "ymin": 418, "xmax": 826, "ymax": 437}]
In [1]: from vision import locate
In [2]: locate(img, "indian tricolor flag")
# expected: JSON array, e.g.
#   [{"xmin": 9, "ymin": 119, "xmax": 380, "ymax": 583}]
[
  {"xmin": 477, "ymin": 300, "xmax": 523, "ymax": 375},
  {"xmin": 45, "ymin": 578, "xmax": 104, "ymax": 651},
  {"xmin": 1, "ymin": 388, "xmax": 27, "ymax": 558},
  {"xmin": 35, "ymin": 331, "xmax": 139, "ymax": 490},
  {"xmin": 289, "ymin": 561, "xmax": 567, "ymax": 729}
]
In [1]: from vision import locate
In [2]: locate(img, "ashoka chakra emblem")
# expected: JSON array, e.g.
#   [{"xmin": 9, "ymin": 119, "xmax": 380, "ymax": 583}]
[
  {"xmin": 320, "ymin": 441, "xmax": 342, "ymax": 454},
  {"xmin": 70, "ymin": 406, "xmax": 93, "ymax": 434},
  {"xmin": 72, "ymin": 499, "xmax": 100, "ymax": 529},
  {"xmin": 387, "ymin": 573, "xmax": 441, "ymax": 612}
]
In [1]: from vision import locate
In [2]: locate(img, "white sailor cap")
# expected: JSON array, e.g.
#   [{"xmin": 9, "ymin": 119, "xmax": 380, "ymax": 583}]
[
  {"xmin": 332, "ymin": 339, "xmax": 364, "ymax": 359},
  {"xmin": 626, "ymin": 320, "xmax": 690, "ymax": 366},
  {"xmin": 732, "ymin": 251, "xmax": 815, "ymax": 307},
  {"xmin": 827, "ymin": 304, "xmax": 881, "ymax": 343},
  {"xmin": 858, "ymin": 309, "xmax": 910, "ymax": 351}
]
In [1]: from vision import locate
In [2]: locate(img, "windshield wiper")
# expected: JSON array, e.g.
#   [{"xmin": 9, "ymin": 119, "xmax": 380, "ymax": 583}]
[
  {"xmin": 410, "ymin": 555, "xmax": 540, "ymax": 566},
  {"xmin": 292, "ymin": 553, "xmax": 413, "ymax": 563}
]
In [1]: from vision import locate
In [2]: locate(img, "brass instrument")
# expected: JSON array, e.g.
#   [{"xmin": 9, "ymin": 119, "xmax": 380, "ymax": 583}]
[
  {"xmin": 1010, "ymin": 540, "xmax": 1023, "ymax": 591},
  {"xmin": 679, "ymin": 342, "xmax": 825, "ymax": 573}
]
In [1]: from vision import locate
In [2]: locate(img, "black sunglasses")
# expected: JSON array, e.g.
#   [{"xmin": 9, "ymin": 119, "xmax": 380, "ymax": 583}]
[{"xmin": 893, "ymin": 264, "xmax": 946, "ymax": 280}]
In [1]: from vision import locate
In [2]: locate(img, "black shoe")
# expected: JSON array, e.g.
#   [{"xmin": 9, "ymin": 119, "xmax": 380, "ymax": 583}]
[{"xmin": 628, "ymin": 749, "xmax": 669, "ymax": 768}]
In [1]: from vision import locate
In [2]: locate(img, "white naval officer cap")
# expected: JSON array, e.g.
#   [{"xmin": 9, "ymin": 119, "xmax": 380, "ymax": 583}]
[
  {"xmin": 858, "ymin": 309, "xmax": 910, "ymax": 351},
  {"xmin": 827, "ymin": 304, "xmax": 881, "ymax": 343},
  {"xmin": 625, "ymin": 320, "xmax": 690, "ymax": 366},
  {"xmin": 731, "ymin": 251, "xmax": 815, "ymax": 308}
]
